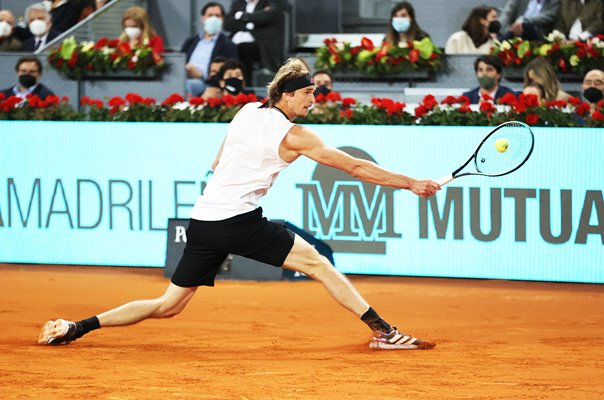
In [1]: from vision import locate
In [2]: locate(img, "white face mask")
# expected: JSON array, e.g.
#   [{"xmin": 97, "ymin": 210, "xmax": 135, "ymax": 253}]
[
  {"xmin": 29, "ymin": 19, "xmax": 47, "ymax": 37},
  {"xmin": 0, "ymin": 20, "xmax": 12, "ymax": 38},
  {"xmin": 203, "ymin": 16, "xmax": 223, "ymax": 36},
  {"xmin": 124, "ymin": 26, "xmax": 142, "ymax": 40}
]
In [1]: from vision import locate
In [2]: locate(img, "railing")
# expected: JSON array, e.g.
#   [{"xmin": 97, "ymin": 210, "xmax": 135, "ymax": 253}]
[{"xmin": 37, "ymin": 0, "xmax": 148, "ymax": 54}]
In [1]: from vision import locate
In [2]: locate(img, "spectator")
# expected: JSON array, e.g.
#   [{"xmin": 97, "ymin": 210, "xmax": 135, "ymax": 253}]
[
  {"xmin": 581, "ymin": 69, "xmax": 604, "ymax": 111},
  {"xmin": 445, "ymin": 6, "xmax": 499, "ymax": 54},
  {"xmin": 1, "ymin": 56, "xmax": 55, "ymax": 101},
  {"xmin": 463, "ymin": 55, "xmax": 516, "ymax": 104},
  {"xmin": 224, "ymin": 0, "xmax": 286, "ymax": 85},
  {"xmin": 384, "ymin": 2, "xmax": 430, "ymax": 47},
  {"xmin": 0, "ymin": 10, "xmax": 22, "ymax": 51},
  {"xmin": 522, "ymin": 81, "xmax": 545, "ymax": 103},
  {"xmin": 44, "ymin": 0, "xmax": 93, "ymax": 33},
  {"xmin": 499, "ymin": 0, "xmax": 561, "ymax": 40},
  {"xmin": 201, "ymin": 59, "xmax": 254, "ymax": 99},
  {"xmin": 181, "ymin": 2, "xmax": 237, "ymax": 97},
  {"xmin": 118, "ymin": 6, "xmax": 164, "ymax": 55},
  {"xmin": 21, "ymin": 3, "xmax": 61, "ymax": 52},
  {"xmin": 199, "ymin": 56, "xmax": 228, "ymax": 99},
  {"xmin": 554, "ymin": 0, "xmax": 604, "ymax": 40},
  {"xmin": 523, "ymin": 57, "xmax": 571, "ymax": 101},
  {"xmin": 312, "ymin": 69, "xmax": 333, "ymax": 97}
]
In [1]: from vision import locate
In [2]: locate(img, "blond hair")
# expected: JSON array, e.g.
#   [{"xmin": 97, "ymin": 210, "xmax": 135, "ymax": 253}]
[
  {"xmin": 119, "ymin": 6, "xmax": 157, "ymax": 45},
  {"xmin": 267, "ymin": 58, "xmax": 310, "ymax": 106},
  {"xmin": 523, "ymin": 58, "xmax": 561, "ymax": 102}
]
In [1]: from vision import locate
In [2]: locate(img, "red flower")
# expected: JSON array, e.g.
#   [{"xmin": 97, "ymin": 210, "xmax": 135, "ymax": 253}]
[
  {"xmin": 68, "ymin": 53, "xmax": 78, "ymax": 68},
  {"xmin": 498, "ymin": 92, "xmax": 517, "ymax": 106},
  {"xmin": 591, "ymin": 109, "xmax": 603, "ymax": 121},
  {"xmin": 525, "ymin": 114, "xmax": 539, "ymax": 125},
  {"xmin": 326, "ymin": 91, "xmax": 342, "ymax": 102},
  {"xmin": 189, "ymin": 96, "xmax": 205, "ymax": 106},
  {"xmin": 95, "ymin": 37, "xmax": 108, "ymax": 50},
  {"xmin": 339, "ymin": 109, "xmax": 353, "ymax": 118},
  {"xmin": 342, "ymin": 97, "xmax": 356, "ymax": 108},
  {"xmin": 479, "ymin": 101, "xmax": 496, "ymax": 116},
  {"xmin": 361, "ymin": 37, "xmax": 374, "ymax": 51},
  {"xmin": 422, "ymin": 94, "xmax": 438, "ymax": 110},
  {"xmin": 91, "ymin": 99, "xmax": 104, "ymax": 109},
  {"xmin": 568, "ymin": 96, "xmax": 581, "ymax": 105},
  {"xmin": 457, "ymin": 95, "xmax": 471, "ymax": 106},
  {"xmin": 125, "ymin": 93, "xmax": 143, "ymax": 104},
  {"xmin": 142, "ymin": 97, "xmax": 156, "ymax": 105},
  {"xmin": 127, "ymin": 60, "xmax": 136, "ymax": 70},
  {"xmin": 414, "ymin": 104, "xmax": 429, "ymax": 118},
  {"xmin": 519, "ymin": 93, "xmax": 540, "ymax": 108},
  {"xmin": 408, "ymin": 49, "xmax": 419, "ymax": 64},
  {"xmin": 117, "ymin": 42, "xmax": 131, "ymax": 55},
  {"xmin": 162, "ymin": 93, "xmax": 185, "ymax": 106},
  {"xmin": 108, "ymin": 39, "xmax": 120, "ymax": 47},
  {"xmin": 575, "ymin": 102, "xmax": 591, "ymax": 116},
  {"xmin": 315, "ymin": 93, "xmax": 327, "ymax": 103},
  {"xmin": 108, "ymin": 96, "xmax": 126, "ymax": 108},
  {"xmin": 441, "ymin": 96, "xmax": 458, "ymax": 106},
  {"xmin": 459, "ymin": 104, "xmax": 472, "ymax": 113},
  {"xmin": 0, "ymin": 93, "xmax": 5, "ymax": 101},
  {"xmin": 350, "ymin": 46, "xmax": 361, "ymax": 55},
  {"xmin": 481, "ymin": 92, "xmax": 493, "ymax": 102},
  {"xmin": 206, "ymin": 97, "xmax": 222, "ymax": 107}
]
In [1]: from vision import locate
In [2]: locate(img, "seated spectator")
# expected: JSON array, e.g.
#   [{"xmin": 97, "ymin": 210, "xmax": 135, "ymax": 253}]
[
  {"xmin": 463, "ymin": 55, "xmax": 516, "ymax": 104},
  {"xmin": 198, "ymin": 56, "xmax": 228, "ymax": 99},
  {"xmin": 224, "ymin": 0, "xmax": 285, "ymax": 85},
  {"xmin": 118, "ymin": 6, "xmax": 164, "ymax": 54},
  {"xmin": 201, "ymin": 59, "xmax": 254, "ymax": 99},
  {"xmin": 0, "ymin": 9, "xmax": 22, "ymax": 51},
  {"xmin": 21, "ymin": 3, "xmax": 61, "ymax": 52},
  {"xmin": 384, "ymin": 2, "xmax": 430, "ymax": 47},
  {"xmin": 1, "ymin": 56, "xmax": 55, "ymax": 101},
  {"xmin": 554, "ymin": 0, "xmax": 604, "ymax": 40},
  {"xmin": 181, "ymin": 2, "xmax": 237, "ymax": 97},
  {"xmin": 522, "ymin": 81, "xmax": 545, "ymax": 103},
  {"xmin": 312, "ymin": 69, "xmax": 333, "ymax": 97},
  {"xmin": 445, "ymin": 6, "xmax": 499, "ymax": 54},
  {"xmin": 499, "ymin": 0, "xmax": 561, "ymax": 40},
  {"xmin": 581, "ymin": 69, "xmax": 604, "ymax": 111},
  {"xmin": 523, "ymin": 57, "xmax": 571, "ymax": 101}
]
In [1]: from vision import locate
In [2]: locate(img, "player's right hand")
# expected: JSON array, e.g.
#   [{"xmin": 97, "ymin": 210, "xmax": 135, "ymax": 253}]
[{"xmin": 410, "ymin": 179, "xmax": 441, "ymax": 197}]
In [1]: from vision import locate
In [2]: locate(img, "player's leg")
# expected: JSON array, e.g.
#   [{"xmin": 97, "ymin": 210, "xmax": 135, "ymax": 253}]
[
  {"xmin": 38, "ymin": 283, "xmax": 197, "ymax": 345},
  {"xmin": 282, "ymin": 234, "xmax": 435, "ymax": 350}
]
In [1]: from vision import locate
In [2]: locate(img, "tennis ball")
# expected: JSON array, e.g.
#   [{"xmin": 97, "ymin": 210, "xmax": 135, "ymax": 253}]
[{"xmin": 495, "ymin": 138, "xmax": 509, "ymax": 153}]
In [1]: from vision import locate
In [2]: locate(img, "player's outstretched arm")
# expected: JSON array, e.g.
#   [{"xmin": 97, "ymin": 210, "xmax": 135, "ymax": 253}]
[{"xmin": 280, "ymin": 125, "xmax": 440, "ymax": 197}]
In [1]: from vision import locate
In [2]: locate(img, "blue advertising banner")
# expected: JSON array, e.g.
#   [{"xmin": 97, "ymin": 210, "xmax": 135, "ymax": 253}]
[{"xmin": 0, "ymin": 121, "xmax": 602, "ymax": 283}]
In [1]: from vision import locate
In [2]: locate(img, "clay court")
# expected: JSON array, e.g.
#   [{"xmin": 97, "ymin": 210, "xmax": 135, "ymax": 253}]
[{"xmin": 1, "ymin": 263, "xmax": 603, "ymax": 400}]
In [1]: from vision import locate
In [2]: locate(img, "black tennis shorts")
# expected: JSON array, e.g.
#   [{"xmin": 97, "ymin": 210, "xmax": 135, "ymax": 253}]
[{"xmin": 171, "ymin": 207, "xmax": 295, "ymax": 287}]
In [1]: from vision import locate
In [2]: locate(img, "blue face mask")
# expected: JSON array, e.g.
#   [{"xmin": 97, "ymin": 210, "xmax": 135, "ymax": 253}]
[
  {"xmin": 392, "ymin": 17, "xmax": 411, "ymax": 33},
  {"xmin": 204, "ymin": 16, "xmax": 222, "ymax": 36}
]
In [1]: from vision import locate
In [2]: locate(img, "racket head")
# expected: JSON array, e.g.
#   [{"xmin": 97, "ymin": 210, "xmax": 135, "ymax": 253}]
[{"xmin": 457, "ymin": 121, "xmax": 534, "ymax": 178}]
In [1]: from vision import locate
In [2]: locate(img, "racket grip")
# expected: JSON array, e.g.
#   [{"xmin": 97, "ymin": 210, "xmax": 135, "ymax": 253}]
[{"xmin": 435, "ymin": 174, "xmax": 454, "ymax": 187}]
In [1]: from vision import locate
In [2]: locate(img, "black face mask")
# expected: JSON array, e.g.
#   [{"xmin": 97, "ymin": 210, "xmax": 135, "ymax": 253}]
[
  {"xmin": 206, "ymin": 73, "xmax": 221, "ymax": 88},
  {"xmin": 314, "ymin": 85, "xmax": 331, "ymax": 97},
  {"xmin": 584, "ymin": 87, "xmax": 603, "ymax": 103},
  {"xmin": 488, "ymin": 20, "xmax": 501, "ymax": 34},
  {"xmin": 224, "ymin": 77, "xmax": 243, "ymax": 94},
  {"xmin": 19, "ymin": 74, "xmax": 37, "ymax": 88}
]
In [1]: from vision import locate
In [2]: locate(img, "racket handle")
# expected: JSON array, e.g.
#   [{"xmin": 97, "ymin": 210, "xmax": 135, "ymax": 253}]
[{"xmin": 435, "ymin": 173, "xmax": 454, "ymax": 187}]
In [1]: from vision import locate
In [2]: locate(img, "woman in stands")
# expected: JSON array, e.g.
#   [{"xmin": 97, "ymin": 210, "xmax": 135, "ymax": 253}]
[
  {"xmin": 384, "ymin": 2, "xmax": 430, "ymax": 46},
  {"xmin": 523, "ymin": 58, "xmax": 571, "ymax": 102},
  {"xmin": 118, "ymin": 6, "xmax": 164, "ymax": 54},
  {"xmin": 445, "ymin": 6, "xmax": 499, "ymax": 54}
]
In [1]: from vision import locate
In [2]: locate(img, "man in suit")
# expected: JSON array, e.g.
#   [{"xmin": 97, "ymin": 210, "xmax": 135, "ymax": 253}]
[
  {"xmin": 554, "ymin": 0, "xmax": 604, "ymax": 40},
  {"xmin": 223, "ymin": 0, "xmax": 285, "ymax": 86},
  {"xmin": 21, "ymin": 2, "xmax": 61, "ymax": 53},
  {"xmin": 0, "ymin": 9, "xmax": 22, "ymax": 51},
  {"xmin": 463, "ymin": 55, "xmax": 516, "ymax": 104},
  {"xmin": 181, "ymin": 2, "xmax": 238, "ymax": 97},
  {"xmin": 1, "ymin": 56, "xmax": 56, "ymax": 101},
  {"xmin": 499, "ymin": 0, "xmax": 561, "ymax": 40}
]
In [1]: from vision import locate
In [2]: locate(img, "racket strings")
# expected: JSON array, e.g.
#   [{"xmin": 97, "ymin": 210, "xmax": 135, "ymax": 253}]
[{"xmin": 475, "ymin": 123, "xmax": 534, "ymax": 175}]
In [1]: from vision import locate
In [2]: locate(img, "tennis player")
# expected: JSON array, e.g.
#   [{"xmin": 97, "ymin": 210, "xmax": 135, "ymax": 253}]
[{"xmin": 38, "ymin": 58, "xmax": 440, "ymax": 350}]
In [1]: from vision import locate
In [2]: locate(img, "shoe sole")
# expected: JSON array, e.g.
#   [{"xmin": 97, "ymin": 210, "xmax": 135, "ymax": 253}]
[
  {"xmin": 38, "ymin": 319, "xmax": 70, "ymax": 345},
  {"xmin": 369, "ymin": 340, "xmax": 436, "ymax": 350}
]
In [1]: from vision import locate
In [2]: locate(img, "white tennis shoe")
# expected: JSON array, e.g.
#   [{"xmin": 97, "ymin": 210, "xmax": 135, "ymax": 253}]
[
  {"xmin": 38, "ymin": 319, "xmax": 78, "ymax": 345},
  {"xmin": 369, "ymin": 327, "xmax": 435, "ymax": 350}
]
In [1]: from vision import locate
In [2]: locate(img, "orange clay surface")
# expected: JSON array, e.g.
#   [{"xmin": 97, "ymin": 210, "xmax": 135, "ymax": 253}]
[{"xmin": 1, "ymin": 263, "xmax": 603, "ymax": 400}]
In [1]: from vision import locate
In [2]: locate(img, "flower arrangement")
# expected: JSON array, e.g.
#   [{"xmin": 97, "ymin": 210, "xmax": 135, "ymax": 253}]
[
  {"xmin": 1, "ymin": 91, "xmax": 602, "ymax": 127},
  {"xmin": 315, "ymin": 36, "xmax": 444, "ymax": 76},
  {"xmin": 47, "ymin": 36, "xmax": 166, "ymax": 79},
  {"xmin": 490, "ymin": 32, "xmax": 604, "ymax": 74}
]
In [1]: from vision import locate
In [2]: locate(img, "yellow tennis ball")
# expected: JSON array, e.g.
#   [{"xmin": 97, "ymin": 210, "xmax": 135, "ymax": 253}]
[{"xmin": 495, "ymin": 138, "xmax": 509, "ymax": 153}]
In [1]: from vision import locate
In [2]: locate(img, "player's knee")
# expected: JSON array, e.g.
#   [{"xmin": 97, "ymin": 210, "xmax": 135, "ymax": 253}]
[
  {"xmin": 304, "ymin": 255, "xmax": 334, "ymax": 280},
  {"xmin": 154, "ymin": 298, "xmax": 184, "ymax": 318}
]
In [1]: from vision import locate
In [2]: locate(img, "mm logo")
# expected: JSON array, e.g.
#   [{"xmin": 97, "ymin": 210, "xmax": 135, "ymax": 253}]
[{"xmin": 296, "ymin": 147, "xmax": 401, "ymax": 254}]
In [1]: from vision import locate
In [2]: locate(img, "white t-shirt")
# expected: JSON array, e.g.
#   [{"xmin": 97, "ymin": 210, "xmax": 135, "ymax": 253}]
[
  {"xmin": 445, "ymin": 30, "xmax": 494, "ymax": 55},
  {"xmin": 190, "ymin": 102, "xmax": 294, "ymax": 221}
]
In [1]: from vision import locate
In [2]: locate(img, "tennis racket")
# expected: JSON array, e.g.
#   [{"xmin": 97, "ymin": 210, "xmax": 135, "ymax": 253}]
[{"xmin": 436, "ymin": 121, "xmax": 534, "ymax": 186}]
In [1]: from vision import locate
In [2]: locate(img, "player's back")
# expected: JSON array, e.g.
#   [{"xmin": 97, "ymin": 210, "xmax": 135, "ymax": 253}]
[{"xmin": 190, "ymin": 102, "xmax": 294, "ymax": 221}]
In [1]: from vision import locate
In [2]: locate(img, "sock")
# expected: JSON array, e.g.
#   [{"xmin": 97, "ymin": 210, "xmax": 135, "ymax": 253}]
[
  {"xmin": 360, "ymin": 307, "xmax": 392, "ymax": 333},
  {"xmin": 75, "ymin": 316, "xmax": 101, "ymax": 338}
]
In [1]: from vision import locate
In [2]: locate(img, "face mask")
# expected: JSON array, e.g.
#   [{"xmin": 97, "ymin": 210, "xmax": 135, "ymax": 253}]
[
  {"xmin": 478, "ymin": 75, "xmax": 497, "ymax": 91},
  {"xmin": 124, "ymin": 27, "xmax": 142, "ymax": 40},
  {"xmin": 19, "ymin": 74, "xmax": 37, "ymax": 89},
  {"xmin": 204, "ymin": 16, "xmax": 222, "ymax": 36},
  {"xmin": 391, "ymin": 17, "xmax": 411, "ymax": 33},
  {"xmin": 29, "ymin": 19, "xmax": 47, "ymax": 37},
  {"xmin": 314, "ymin": 85, "xmax": 331, "ymax": 97},
  {"xmin": 0, "ymin": 20, "xmax": 12, "ymax": 38},
  {"xmin": 488, "ymin": 20, "xmax": 501, "ymax": 34},
  {"xmin": 224, "ymin": 77, "xmax": 243, "ymax": 94},
  {"xmin": 584, "ymin": 87, "xmax": 604, "ymax": 103},
  {"xmin": 206, "ymin": 73, "xmax": 221, "ymax": 88}
]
